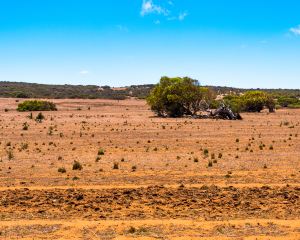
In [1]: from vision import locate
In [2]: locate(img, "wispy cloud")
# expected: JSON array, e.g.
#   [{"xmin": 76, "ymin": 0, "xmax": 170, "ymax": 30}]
[
  {"xmin": 140, "ymin": 0, "xmax": 188, "ymax": 23},
  {"xmin": 80, "ymin": 70, "xmax": 89, "ymax": 75},
  {"xmin": 140, "ymin": 0, "xmax": 169, "ymax": 16},
  {"xmin": 290, "ymin": 25, "xmax": 300, "ymax": 36},
  {"xmin": 178, "ymin": 11, "xmax": 188, "ymax": 21}
]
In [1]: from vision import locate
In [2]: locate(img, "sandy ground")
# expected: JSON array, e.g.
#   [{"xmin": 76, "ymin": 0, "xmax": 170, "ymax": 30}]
[{"xmin": 0, "ymin": 98, "xmax": 299, "ymax": 239}]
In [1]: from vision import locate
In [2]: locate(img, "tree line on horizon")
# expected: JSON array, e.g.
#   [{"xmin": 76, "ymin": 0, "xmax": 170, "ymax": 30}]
[{"xmin": 0, "ymin": 80, "xmax": 299, "ymax": 114}]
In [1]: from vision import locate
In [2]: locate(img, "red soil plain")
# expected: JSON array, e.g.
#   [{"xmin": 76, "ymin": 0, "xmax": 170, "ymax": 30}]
[{"xmin": 0, "ymin": 98, "xmax": 299, "ymax": 239}]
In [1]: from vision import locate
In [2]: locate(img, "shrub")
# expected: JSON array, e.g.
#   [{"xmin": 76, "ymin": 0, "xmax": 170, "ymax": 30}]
[
  {"xmin": 58, "ymin": 167, "xmax": 66, "ymax": 173},
  {"xmin": 224, "ymin": 91, "xmax": 275, "ymax": 113},
  {"xmin": 72, "ymin": 161, "xmax": 82, "ymax": 170},
  {"xmin": 98, "ymin": 148, "xmax": 105, "ymax": 155},
  {"xmin": 7, "ymin": 150, "xmax": 14, "ymax": 160},
  {"xmin": 147, "ymin": 76, "xmax": 214, "ymax": 117},
  {"xmin": 22, "ymin": 122, "xmax": 29, "ymax": 130},
  {"xmin": 113, "ymin": 162, "xmax": 119, "ymax": 169},
  {"xmin": 35, "ymin": 112, "xmax": 45, "ymax": 122},
  {"xmin": 17, "ymin": 100, "xmax": 57, "ymax": 112},
  {"xmin": 242, "ymin": 91, "xmax": 275, "ymax": 112},
  {"xmin": 277, "ymin": 96, "xmax": 299, "ymax": 107},
  {"xmin": 132, "ymin": 165, "xmax": 137, "ymax": 172}
]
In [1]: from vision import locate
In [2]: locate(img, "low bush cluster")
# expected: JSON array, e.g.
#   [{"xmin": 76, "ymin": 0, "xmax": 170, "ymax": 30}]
[{"xmin": 17, "ymin": 100, "xmax": 57, "ymax": 112}]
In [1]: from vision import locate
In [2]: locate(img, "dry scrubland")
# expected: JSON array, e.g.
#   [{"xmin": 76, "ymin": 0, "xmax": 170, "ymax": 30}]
[{"xmin": 0, "ymin": 98, "xmax": 299, "ymax": 239}]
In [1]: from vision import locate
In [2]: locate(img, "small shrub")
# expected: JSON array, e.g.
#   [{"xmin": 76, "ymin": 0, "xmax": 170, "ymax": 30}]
[
  {"xmin": 128, "ymin": 226, "xmax": 136, "ymax": 234},
  {"xmin": 132, "ymin": 165, "xmax": 137, "ymax": 172},
  {"xmin": 72, "ymin": 161, "xmax": 82, "ymax": 170},
  {"xmin": 20, "ymin": 143, "xmax": 28, "ymax": 150},
  {"xmin": 35, "ymin": 112, "xmax": 45, "ymax": 123},
  {"xmin": 22, "ymin": 122, "xmax": 29, "ymax": 130},
  {"xmin": 98, "ymin": 148, "xmax": 105, "ymax": 155},
  {"xmin": 7, "ymin": 150, "xmax": 14, "ymax": 160},
  {"xmin": 58, "ymin": 167, "xmax": 66, "ymax": 173},
  {"xmin": 113, "ymin": 162, "xmax": 119, "ymax": 170}
]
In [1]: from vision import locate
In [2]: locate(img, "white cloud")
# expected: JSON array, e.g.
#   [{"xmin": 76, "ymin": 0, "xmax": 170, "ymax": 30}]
[
  {"xmin": 80, "ymin": 70, "xmax": 89, "ymax": 75},
  {"xmin": 140, "ymin": 0, "xmax": 188, "ymax": 23},
  {"xmin": 178, "ymin": 11, "xmax": 188, "ymax": 21},
  {"xmin": 290, "ymin": 25, "xmax": 300, "ymax": 36},
  {"xmin": 140, "ymin": 0, "xmax": 169, "ymax": 16}
]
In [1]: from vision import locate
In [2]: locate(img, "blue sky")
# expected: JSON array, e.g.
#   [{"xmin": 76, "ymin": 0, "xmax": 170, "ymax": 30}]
[{"xmin": 0, "ymin": 0, "xmax": 300, "ymax": 88}]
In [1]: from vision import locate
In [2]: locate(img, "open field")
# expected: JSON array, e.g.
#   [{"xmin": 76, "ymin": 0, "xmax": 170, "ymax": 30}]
[{"xmin": 0, "ymin": 98, "xmax": 299, "ymax": 239}]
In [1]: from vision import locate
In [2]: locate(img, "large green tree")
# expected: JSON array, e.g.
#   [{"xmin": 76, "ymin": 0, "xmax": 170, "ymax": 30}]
[{"xmin": 147, "ymin": 77, "xmax": 213, "ymax": 117}]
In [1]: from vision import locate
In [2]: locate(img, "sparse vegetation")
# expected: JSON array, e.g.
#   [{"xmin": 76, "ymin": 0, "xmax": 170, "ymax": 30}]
[
  {"xmin": 72, "ymin": 161, "xmax": 82, "ymax": 170},
  {"xmin": 17, "ymin": 100, "xmax": 57, "ymax": 112},
  {"xmin": 58, "ymin": 167, "xmax": 66, "ymax": 173}
]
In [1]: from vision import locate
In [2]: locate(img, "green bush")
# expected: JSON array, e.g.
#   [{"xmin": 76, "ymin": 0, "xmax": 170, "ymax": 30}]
[
  {"xmin": 224, "ymin": 91, "xmax": 275, "ymax": 113},
  {"xmin": 242, "ymin": 91, "xmax": 274, "ymax": 112},
  {"xmin": 17, "ymin": 100, "xmax": 57, "ymax": 112},
  {"xmin": 147, "ymin": 76, "xmax": 214, "ymax": 117},
  {"xmin": 277, "ymin": 96, "xmax": 299, "ymax": 107},
  {"xmin": 287, "ymin": 103, "xmax": 300, "ymax": 109}
]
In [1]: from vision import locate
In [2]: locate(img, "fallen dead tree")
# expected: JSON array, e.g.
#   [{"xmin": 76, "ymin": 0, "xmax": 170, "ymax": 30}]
[
  {"xmin": 189, "ymin": 103, "xmax": 242, "ymax": 120},
  {"xmin": 210, "ymin": 103, "xmax": 242, "ymax": 120}
]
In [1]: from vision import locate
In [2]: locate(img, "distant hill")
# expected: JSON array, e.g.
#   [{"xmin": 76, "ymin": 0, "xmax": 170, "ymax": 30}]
[{"xmin": 0, "ymin": 81, "xmax": 299, "ymax": 99}]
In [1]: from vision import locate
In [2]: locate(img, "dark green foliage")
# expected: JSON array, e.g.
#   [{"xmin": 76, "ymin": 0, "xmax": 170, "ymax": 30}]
[
  {"xmin": 0, "ymin": 82, "xmax": 129, "ymax": 100},
  {"xmin": 209, "ymin": 100, "xmax": 222, "ymax": 109},
  {"xmin": 147, "ymin": 77, "xmax": 213, "ymax": 117},
  {"xmin": 0, "ymin": 81, "xmax": 299, "ymax": 103},
  {"xmin": 58, "ymin": 167, "xmax": 66, "ymax": 173},
  {"xmin": 203, "ymin": 149, "xmax": 209, "ymax": 155},
  {"xmin": 35, "ymin": 112, "xmax": 45, "ymax": 122},
  {"xmin": 72, "ymin": 161, "xmax": 82, "ymax": 170},
  {"xmin": 98, "ymin": 148, "xmax": 105, "ymax": 155},
  {"xmin": 277, "ymin": 96, "xmax": 300, "ymax": 107},
  {"xmin": 17, "ymin": 100, "xmax": 57, "ymax": 112}
]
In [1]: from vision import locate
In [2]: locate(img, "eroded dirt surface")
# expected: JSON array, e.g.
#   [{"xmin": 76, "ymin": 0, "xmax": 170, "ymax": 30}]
[
  {"xmin": 0, "ymin": 98, "xmax": 299, "ymax": 239},
  {"xmin": 0, "ymin": 185, "xmax": 300, "ymax": 221}
]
